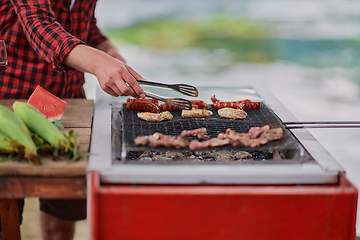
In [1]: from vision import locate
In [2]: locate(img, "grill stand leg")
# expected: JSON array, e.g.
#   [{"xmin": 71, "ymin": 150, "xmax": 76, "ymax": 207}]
[{"xmin": 0, "ymin": 199, "xmax": 21, "ymax": 240}]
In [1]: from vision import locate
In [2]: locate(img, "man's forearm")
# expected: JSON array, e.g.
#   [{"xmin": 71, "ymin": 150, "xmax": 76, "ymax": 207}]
[
  {"xmin": 96, "ymin": 40, "xmax": 114, "ymax": 52},
  {"xmin": 96, "ymin": 40, "xmax": 126, "ymax": 63},
  {"xmin": 63, "ymin": 44, "xmax": 113, "ymax": 75}
]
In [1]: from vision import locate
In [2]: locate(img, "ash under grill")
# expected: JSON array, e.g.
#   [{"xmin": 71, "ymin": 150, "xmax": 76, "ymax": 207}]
[{"xmin": 112, "ymin": 103, "xmax": 315, "ymax": 163}]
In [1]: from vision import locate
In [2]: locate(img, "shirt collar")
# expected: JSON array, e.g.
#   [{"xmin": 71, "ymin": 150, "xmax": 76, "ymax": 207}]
[{"xmin": 70, "ymin": 0, "xmax": 76, "ymax": 10}]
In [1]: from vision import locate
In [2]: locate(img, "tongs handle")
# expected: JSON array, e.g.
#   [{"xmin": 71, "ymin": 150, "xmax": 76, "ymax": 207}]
[
  {"xmin": 137, "ymin": 79, "xmax": 198, "ymax": 97},
  {"xmin": 144, "ymin": 91, "xmax": 166, "ymax": 101},
  {"xmin": 137, "ymin": 79, "xmax": 170, "ymax": 88}
]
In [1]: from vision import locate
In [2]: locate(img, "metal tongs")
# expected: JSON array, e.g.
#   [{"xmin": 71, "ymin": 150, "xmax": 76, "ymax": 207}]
[
  {"xmin": 283, "ymin": 121, "xmax": 360, "ymax": 129},
  {"xmin": 137, "ymin": 79, "xmax": 198, "ymax": 110}
]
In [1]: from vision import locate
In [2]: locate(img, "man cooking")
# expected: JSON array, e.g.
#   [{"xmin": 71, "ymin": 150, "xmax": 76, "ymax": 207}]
[{"xmin": 0, "ymin": 0, "xmax": 145, "ymax": 239}]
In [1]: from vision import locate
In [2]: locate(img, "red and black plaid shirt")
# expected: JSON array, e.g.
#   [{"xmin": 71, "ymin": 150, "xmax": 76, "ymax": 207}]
[{"xmin": 0, "ymin": 0, "xmax": 108, "ymax": 99}]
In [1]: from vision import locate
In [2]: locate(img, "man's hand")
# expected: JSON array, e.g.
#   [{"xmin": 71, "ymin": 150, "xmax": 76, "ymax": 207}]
[
  {"xmin": 94, "ymin": 56, "xmax": 145, "ymax": 97},
  {"xmin": 63, "ymin": 44, "xmax": 145, "ymax": 98}
]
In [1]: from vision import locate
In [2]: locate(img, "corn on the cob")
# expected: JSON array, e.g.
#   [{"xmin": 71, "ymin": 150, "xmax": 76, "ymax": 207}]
[
  {"xmin": 0, "ymin": 105, "xmax": 40, "ymax": 164},
  {"xmin": 12, "ymin": 102, "xmax": 70, "ymax": 151},
  {"xmin": 0, "ymin": 131, "xmax": 19, "ymax": 154}
]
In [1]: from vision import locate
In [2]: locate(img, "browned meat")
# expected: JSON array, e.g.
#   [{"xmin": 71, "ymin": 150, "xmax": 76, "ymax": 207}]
[
  {"xmin": 126, "ymin": 101, "xmax": 160, "ymax": 113},
  {"xmin": 126, "ymin": 98, "xmax": 160, "ymax": 113},
  {"xmin": 189, "ymin": 138, "xmax": 230, "ymax": 150},
  {"xmin": 218, "ymin": 128, "xmax": 246, "ymax": 140},
  {"xmin": 181, "ymin": 109, "xmax": 213, "ymax": 118},
  {"xmin": 159, "ymin": 103, "xmax": 180, "ymax": 111},
  {"xmin": 237, "ymin": 100, "xmax": 261, "ymax": 110},
  {"xmin": 137, "ymin": 111, "xmax": 174, "ymax": 122},
  {"xmin": 159, "ymin": 100, "xmax": 208, "ymax": 111},
  {"xmin": 190, "ymin": 100, "xmax": 208, "ymax": 109},
  {"xmin": 248, "ymin": 125, "xmax": 270, "ymax": 138},
  {"xmin": 134, "ymin": 126, "xmax": 282, "ymax": 150},
  {"xmin": 218, "ymin": 129, "xmax": 265, "ymax": 148},
  {"xmin": 179, "ymin": 127, "xmax": 210, "ymax": 140},
  {"xmin": 126, "ymin": 98, "xmax": 159, "ymax": 105},
  {"xmin": 230, "ymin": 136, "xmax": 269, "ymax": 148},
  {"xmin": 259, "ymin": 128, "xmax": 283, "ymax": 141},
  {"xmin": 211, "ymin": 95, "xmax": 261, "ymax": 110},
  {"xmin": 134, "ymin": 132, "xmax": 189, "ymax": 149},
  {"xmin": 134, "ymin": 136, "xmax": 150, "ymax": 146},
  {"xmin": 218, "ymin": 108, "xmax": 247, "ymax": 120},
  {"xmin": 220, "ymin": 126, "xmax": 282, "ymax": 148}
]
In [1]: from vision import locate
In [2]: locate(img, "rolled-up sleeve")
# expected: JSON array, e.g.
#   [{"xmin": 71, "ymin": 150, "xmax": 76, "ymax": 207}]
[
  {"xmin": 11, "ymin": 0, "xmax": 85, "ymax": 71},
  {"xmin": 87, "ymin": 14, "xmax": 108, "ymax": 48}
]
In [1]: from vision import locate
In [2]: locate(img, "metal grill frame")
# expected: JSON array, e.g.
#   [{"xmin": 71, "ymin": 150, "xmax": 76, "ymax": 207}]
[{"xmin": 88, "ymin": 85, "xmax": 344, "ymax": 185}]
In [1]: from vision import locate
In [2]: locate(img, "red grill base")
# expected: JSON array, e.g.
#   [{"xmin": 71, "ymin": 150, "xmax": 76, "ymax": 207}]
[{"xmin": 89, "ymin": 171, "xmax": 357, "ymax": 240}]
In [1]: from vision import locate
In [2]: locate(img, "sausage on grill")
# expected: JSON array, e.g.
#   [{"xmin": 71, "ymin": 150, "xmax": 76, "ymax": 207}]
[
  {"xmin": 190, "ymin": 100, "xmax": 208, "ymax": 109},
  {"xmin": 126, "ymin": 98, "xmax": 159, "ymax": 105},
  {"xmin": 159, "ymin": 103, "xmax": 180, "ymax": 111},
  {"xmin": 159, "ymin": 100, "xmax": 208, "ymax": 111},
  {"xmin": 126, "ymin": 101, "xmax": 160, "ymax": 113},
  {"xmin": 237, "ymin": 100, "xmax": 261, "ymax": 110},
  {"xmin": 211, "ymin": 95, "xmax": 261, "ymax": 110}
]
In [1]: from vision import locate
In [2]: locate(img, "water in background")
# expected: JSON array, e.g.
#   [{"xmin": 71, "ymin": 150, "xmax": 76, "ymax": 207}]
[{"xmin": 84, "ymin": 0, "xmax": 360, "ymax": 234}]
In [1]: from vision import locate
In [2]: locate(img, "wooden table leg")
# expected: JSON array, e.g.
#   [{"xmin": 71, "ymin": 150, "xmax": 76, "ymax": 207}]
[{"xmin": 0, "ymin": 199, "xmax": 21, "ymax": 240}]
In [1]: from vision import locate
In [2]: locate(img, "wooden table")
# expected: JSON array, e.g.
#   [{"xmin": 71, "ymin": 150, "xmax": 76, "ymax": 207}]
[{"xmin": 0, "ymin": 99, "xmax": 93, "ymax": 240}]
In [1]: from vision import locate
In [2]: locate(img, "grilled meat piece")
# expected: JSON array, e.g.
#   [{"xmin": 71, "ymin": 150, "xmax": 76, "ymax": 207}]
[
  {"xmin": 126, "ymin": 98, "xmax": 159, "ymax": 105},
  {"xmin": 159, "ymin": 100, "xmax": 208, "ymax": 111},
  {"xmin": 126, "ymin": 98, "xmax": 160, "ymax": 113},
  {"xmin": 159, "ymin": 103, "xmax": 181, "ymax": 111},
  {"xmin": 189, "ymin": 138, "xmax": 230, "ymax": 150},
  {"xmin": 126, "ymin": 101, "xmax": 160, "ymax": 113},
  {"xmin": 137, "ymin": 111, "xmax": 174, "ymax": 122},
  {"xmin": 238, "ymin": 100, "xmax": 261, "ymax": 110},
  {"xmin": 211, "ymin": 95, "xmax": 261, "ymax": 110},
  {"xmin": 223, "ymin": 126, "xmax": 283, "ymax": 148},
  {"xmin": 230, "ymin": 135, "xmax": 269, "ymax": 148},
  {"xmin": 248, "ymin": 125, "xmax": 270, "ymax": 138},
  {"xmin": 259, "ymin": 128, "xmax": 283, "ymax": 141},
  {"xmin": 181, "ymin": 109, "xmax": 213, "ymax": 118},
  {"xmin": 134, "ymin": 136, "xmax": 150, "ymax": 146},
  {"xmin": 218, "ymin": 108, "xmax": 247, "ymax": 120},
  {"xmin": 190, "ymin": 100, "xmax": 208, "ymax": 109},
  {"xmin": 179, "ymin": 127, "xmax": 210, "ymax": 140},
  {"xmin": 134, "ymin": 132, "xmax": 189, "ymax": 149},
  {"xmin": 134, "ymin": 126, "xmax": 282, "ymax": 150}
]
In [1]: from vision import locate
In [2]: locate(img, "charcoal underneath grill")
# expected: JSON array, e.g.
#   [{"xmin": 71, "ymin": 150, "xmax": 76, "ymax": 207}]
[
  {"xmin": 126, "ymin": 149, "xmax": 301, "ymax": 163},
  {"xmin": 112, "ymin": 103, "xmax": 314, "ymax": 163}
]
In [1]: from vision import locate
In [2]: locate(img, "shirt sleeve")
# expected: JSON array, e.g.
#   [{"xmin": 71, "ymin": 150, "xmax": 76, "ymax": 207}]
[
  {"xmin": 11, "ymin": 0, "xmax": 85, "ymax": 72},
  {"xmin": 87, "ymin": 14, "xmax": 109, "ymax": 48}
]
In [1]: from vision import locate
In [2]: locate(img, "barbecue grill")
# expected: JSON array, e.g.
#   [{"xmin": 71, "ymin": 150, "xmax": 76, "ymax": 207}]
[
  {"xmin": 88, "ymin": 85, "xmax": 357, "ymax": 240},
  {"xmin": 89, "ymin": 85, "xmax": 343, "ymax": 184}
]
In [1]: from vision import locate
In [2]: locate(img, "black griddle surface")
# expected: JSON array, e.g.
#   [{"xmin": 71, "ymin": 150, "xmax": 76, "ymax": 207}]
[{"xmin": 118, "ymin": 103, "xmax": 302, "ymax": 152}]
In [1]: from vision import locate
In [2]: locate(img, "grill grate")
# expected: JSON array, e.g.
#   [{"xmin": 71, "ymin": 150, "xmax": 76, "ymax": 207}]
[{"xmin": 118, "ymin": 103, "xmax": 303, "ymax": 153}]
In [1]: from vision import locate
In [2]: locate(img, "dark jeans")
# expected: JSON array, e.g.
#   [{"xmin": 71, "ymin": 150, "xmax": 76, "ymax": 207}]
[{"xmin": 0, "ymin": 198, "xmax": 86, "ymax": 231}]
